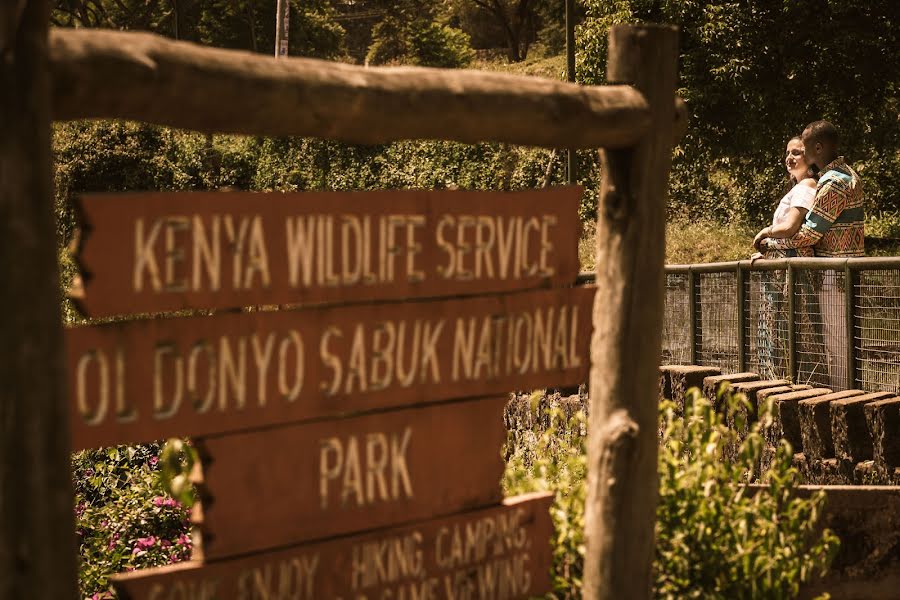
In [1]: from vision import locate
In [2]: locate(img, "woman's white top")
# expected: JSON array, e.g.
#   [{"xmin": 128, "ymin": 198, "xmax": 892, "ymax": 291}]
[{"xmin": 772, "ymin": 182, "xmax": 816, "ymax": 227}]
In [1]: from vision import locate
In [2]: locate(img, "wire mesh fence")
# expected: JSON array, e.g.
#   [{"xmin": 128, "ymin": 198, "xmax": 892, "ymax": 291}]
[
  {"xmin": 856, "ymin": 269, "xmax": 900, "ymax": 393},
  {"xmin": 659, "ymin": 258, "xmax": 900, "ymax": 393},
  {"xmin": 746, "ymin": 269, "xmax": 790, "ymax": 381},
  {"xmin": 663, "ymin": 273, "xmax": 690, "ymax": 365},
  {"xmin": 696, "ymin": 271, "xmax": 739, "ymax": 373}
]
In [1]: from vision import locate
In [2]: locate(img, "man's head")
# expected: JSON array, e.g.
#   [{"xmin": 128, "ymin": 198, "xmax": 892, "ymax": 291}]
[{"xmin": 801, "ymin": 120, "xmax": 840, "ymax": 170}]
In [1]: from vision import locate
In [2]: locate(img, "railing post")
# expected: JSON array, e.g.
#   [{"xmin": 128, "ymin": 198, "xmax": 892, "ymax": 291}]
[
  {"xmin": 787, "ymin": 262, "xmax": 797, "ymax": 382},
  {"xmin": 688, "ymin": 268, "xmax": 699, "ymax": 364},
  {"xmin": 845, "ymin": 263, "xmax": 857, "ymax": 389},
  {"xmin": 737, "ymin": 263, "xmax": 747, "ymax": 371}
]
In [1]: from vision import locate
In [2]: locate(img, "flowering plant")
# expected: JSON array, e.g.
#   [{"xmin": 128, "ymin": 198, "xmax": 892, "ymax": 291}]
[{"xmin": 73, "ymin": 443, "xmax": 192, "ymax": 599}]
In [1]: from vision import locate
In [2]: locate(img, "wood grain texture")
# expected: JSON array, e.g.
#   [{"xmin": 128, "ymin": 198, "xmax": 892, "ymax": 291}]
[
  {"xmin": 112, "ymin": 492, "xmax": 554, "ymax": 600},
  {"xmin": 195, "ymin": 396, "xmax": 509, "ymax": 559},
  {"xmin": 0, "ymin": 1, "xmax": 78, "ymax": 597},
  {"xmin": 72, "ymin": 187, "xmax": 581, "ymax": 318},
  {"xmin": 67, "ymin": 286, "xmax": 594, "ymax": 449},
  {"xmin": 584, "ymin": 25, "xmax": 679, "ymax": 600},
  {"xmin": 49, "ymin": 28, "xmax": 655, "ymax": 149}
]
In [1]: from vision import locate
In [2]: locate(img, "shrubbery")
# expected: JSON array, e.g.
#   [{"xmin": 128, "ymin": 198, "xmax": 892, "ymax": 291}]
[
  {"xmin": 52, "ymin": 121, "xmax": 599, "ymax": 246},
  {"xmin": 504, "ymin": 388, "xmax": 839, "ymax": 599},
  {"xmin": 73, "ymin": 444, "xmax": 191, "ymax": 598}
]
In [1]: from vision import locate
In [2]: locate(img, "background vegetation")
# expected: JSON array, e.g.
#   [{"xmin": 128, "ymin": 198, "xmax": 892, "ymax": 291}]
[
  {"xmin": 52, "ymin": 0, "xmax": 899, "ymax": 233},
  {"xmin": 55, "ymin": 1, "xmax": 893, "ymax": 597},
  {"xmin": 503, "ymin": 388, "xmax": 839, "ymax": 599}
]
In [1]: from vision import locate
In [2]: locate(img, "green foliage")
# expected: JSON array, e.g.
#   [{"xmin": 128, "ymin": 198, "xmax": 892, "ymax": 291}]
[
  {"xmin": 52, "ymin": 123, "xmax": 597, "ymax": 255},
  {"xmin": 655, "ymin": 389, "xmax": 838, "ymax": 599},
  {"xmin": 576, "ymin": 0, "xmax": 900, "ymax": 224},
  {"xmin": 73, "ymin": 444, "xmax": 191, "ymax": 598},
  {"xmin": 504, "ymin": 389, "xmax": 839, "ymax": 599},
  {"xmin": 159, "ymin": 439, "xmax": 198, "ymax": 508},
  {"xmin": 367, "ymin": 15, "xmax": 475, "ymax": 67},
  {"xmin": 52, "ymin": 0, "xmax": 347, "ymax": 59}
]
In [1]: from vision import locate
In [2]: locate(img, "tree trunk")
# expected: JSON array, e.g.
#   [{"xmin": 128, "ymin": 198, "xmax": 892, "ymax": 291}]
[
  {"xmin": 244, "ymin": 0, "xmax": 257, "ymax": 52},
  {"xmin": 584, "ymin": 24, "xmax": 679, "ymax": 600},
  {"xmin": 0, "ymin": 1, "xmax": 78, "ymax": 598}
]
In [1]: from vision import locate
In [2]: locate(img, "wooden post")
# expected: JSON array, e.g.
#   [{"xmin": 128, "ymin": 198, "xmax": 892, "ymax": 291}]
[
  {"xmin": 274, "ymin": 0, "xmax": 289, "ymax": 58},
  {"xmin": 585, "ymin": 24, "xmax": 678, "ymax": 600},
  {"xmin": 0, "ymin": 0, "xmax": 78, "ymax": 598}
]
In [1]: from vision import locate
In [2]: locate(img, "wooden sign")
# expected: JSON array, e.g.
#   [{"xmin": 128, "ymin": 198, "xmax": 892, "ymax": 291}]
[
  {"xmin": 196, "ymin": 396, "xmax": 508, "ymax": 559},
  {"xmin": 112, "ymin": 492, "xmax": 553, "ymax": 600},
  {"xmin": 71, "ymin": 188, "xmax": 582, "ymax": 317},
  {"xmin": 67, "ymin": 286, "xmax": 594, "ymax": 450}
]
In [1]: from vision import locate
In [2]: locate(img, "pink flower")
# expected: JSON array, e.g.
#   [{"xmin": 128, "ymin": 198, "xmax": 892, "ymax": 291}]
[
  {"xmin": 134, "ymin": 536, "xmax": 156, "ymax": 550},
  {"xmin": 152, "ymin": 496, "xmax": 179, "ymax": 508},
  {"xmin": 149, "ymin": 456, "xmax": 159, "ymax": 467},
  {"xmin": 160, "ymin": 539, "xmax": 172, "ymax": 548},
  {"xmin": 176, "ymin": 533, "xmax": 192, "ymax": 547}
]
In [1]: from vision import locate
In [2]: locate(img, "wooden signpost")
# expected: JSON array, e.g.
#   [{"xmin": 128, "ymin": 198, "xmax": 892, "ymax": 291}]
[
  {"xmin": 196, "ymin": 396, "xmax": 509, "ymax": 559},
  {"xmin": 61, "ymin": 188, "xmax": 594, "ymax": 598},
  {"xmin": 4, "ymin": 12, "xmax": 678, "ymax": 599},
  {"xmin": 67, "ymin": 287, "xmax": 592, "ymax": 449},
  {"xmin": 70, "ymin": 188, "xmax": 581, "ymax": 317},
  {"xmin": 112, "ymin": 493, "xmax": 554, "ymax": 600}
]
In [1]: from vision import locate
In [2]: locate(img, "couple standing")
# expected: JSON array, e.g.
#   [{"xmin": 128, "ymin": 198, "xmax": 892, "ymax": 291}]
[{"xmin": 752, "ymin": 120, "xmax": 864, "ymax": 389}]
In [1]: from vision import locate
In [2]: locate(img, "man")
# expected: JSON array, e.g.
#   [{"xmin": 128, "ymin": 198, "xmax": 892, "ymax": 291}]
[
  {"xmin": 762, "ymin": 120, "xmax": 864, "ymax": 257},
  {"xmin": 761, "ymin": 120, "xmax": 864, "ymax": 389}
]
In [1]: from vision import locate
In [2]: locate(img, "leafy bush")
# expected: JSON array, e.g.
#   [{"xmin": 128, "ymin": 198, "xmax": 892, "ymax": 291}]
[
  {"xmin": 73, "ymin": 444, "xmax": 191, "ymax": 599},
  {"xmin": 504, "ymin": 388, "xmax": 839, "ymax": 599},
  {"xmin": 366, "ymin": 16, "xmax": 475, "ymax": 68},
  {"xmin": 576, "ymin": 0, "xmax": 900, "ymax": 224}
]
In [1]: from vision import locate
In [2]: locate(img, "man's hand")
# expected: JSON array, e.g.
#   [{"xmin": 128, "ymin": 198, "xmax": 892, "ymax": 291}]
[{"xmin": 753, "ymin": 227, "xmax": 772, "ymax": 252}]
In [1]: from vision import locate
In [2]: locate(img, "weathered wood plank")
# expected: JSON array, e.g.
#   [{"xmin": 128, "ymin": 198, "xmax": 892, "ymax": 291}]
[
  {"xmin": 112, "ymin": 492, "xmax": 554, "ymax": 600},
  {"xmin": 67, "ymin": 286, "xmax": 593, "ymax": 449},
  {"xmin": 195, "ymin": 396, "xmax": 509, "ymax": 558},
  {"xmin": 71, "ymin": 188, "xmax": 581, "ymax": 317},
  {"xmin": 48, "ymin": 28, "xmax": 663, "ymax": 149},
  {"xmin": 585, "ymin": 24, "xmax": 679, "ymax": 600}
]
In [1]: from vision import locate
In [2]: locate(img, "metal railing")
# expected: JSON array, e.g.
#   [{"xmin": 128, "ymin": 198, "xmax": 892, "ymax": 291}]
[
  {"xmin": 580, "ymin": 257, "xmax": 900, "ymax": 392},
  {"xmin": 661, "ymin": 257, "xmax": 900, "ymax": 392}
]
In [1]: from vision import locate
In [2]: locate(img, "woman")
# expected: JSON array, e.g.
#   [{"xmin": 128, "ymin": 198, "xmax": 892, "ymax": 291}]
[
  {"xmin": 753, "ymin": 136, "xmax": 821, "ymax": 380},
  {"xmin": 752, "ymin": 136, "xmax": 817, "ymax": 258}
]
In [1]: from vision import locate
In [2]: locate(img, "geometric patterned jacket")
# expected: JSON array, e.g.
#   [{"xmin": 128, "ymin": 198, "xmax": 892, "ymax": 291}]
[{"xmin": 766, "ymin": 156, "xmax": 864, "ymax": 257}]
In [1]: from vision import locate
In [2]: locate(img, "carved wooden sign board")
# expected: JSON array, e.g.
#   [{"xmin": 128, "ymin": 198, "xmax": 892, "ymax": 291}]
[{"xmin": 66, "ymin": 187, "xmax": 592, "ymax": 599}]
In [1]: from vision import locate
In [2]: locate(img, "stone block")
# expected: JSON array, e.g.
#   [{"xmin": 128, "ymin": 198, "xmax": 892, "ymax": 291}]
[
  {"xmin": 660, "ymin": 365, "xmax": 721, "ymax": 414},
  {"xmin": 865, "ymin": 397, "xmax": 900, "ymax": 470},
  {"xmin": 798, "ymin": 390, "xmax": 865, "ymax": 462},
  {"xmin": 702, "ymin": 372, "xmax": 759, "ymax": 411},
  {"xmin": 762, "ymin": 388, "xmax": 832, "ymax": 452},
  {"xmin": 831, "ymin": 392, "xmax": 895, "ymax": 464}
]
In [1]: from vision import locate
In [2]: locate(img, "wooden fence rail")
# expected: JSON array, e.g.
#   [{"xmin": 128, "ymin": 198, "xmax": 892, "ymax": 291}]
[{"xmin": 49, "ymin": 28, "xmax": 686, "ymax": 148}]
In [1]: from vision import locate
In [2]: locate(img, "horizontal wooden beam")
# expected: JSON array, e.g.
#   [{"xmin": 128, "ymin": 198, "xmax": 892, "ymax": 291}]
[{"xmin": 48, "ymin": 28, "xmax": 672, "ymax": 149}]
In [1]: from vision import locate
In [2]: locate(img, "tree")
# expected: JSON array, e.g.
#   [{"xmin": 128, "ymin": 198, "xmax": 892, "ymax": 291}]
[
  {"xmin": 456, "ymin": 0, "xmax": 542, "ymax": 62},
  {"xmin": 577, "ymin": 0, "xmax": 900, "ymax": 221}
]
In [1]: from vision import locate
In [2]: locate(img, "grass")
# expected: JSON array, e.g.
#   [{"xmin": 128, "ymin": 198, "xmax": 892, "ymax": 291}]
[
  {"xmin": 578, "ymin": 214, "xmax": 900, "ymax": 271},
  {"xmin": 578, "ymin": 218, "xmax": 756, "ymax": 271}
]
